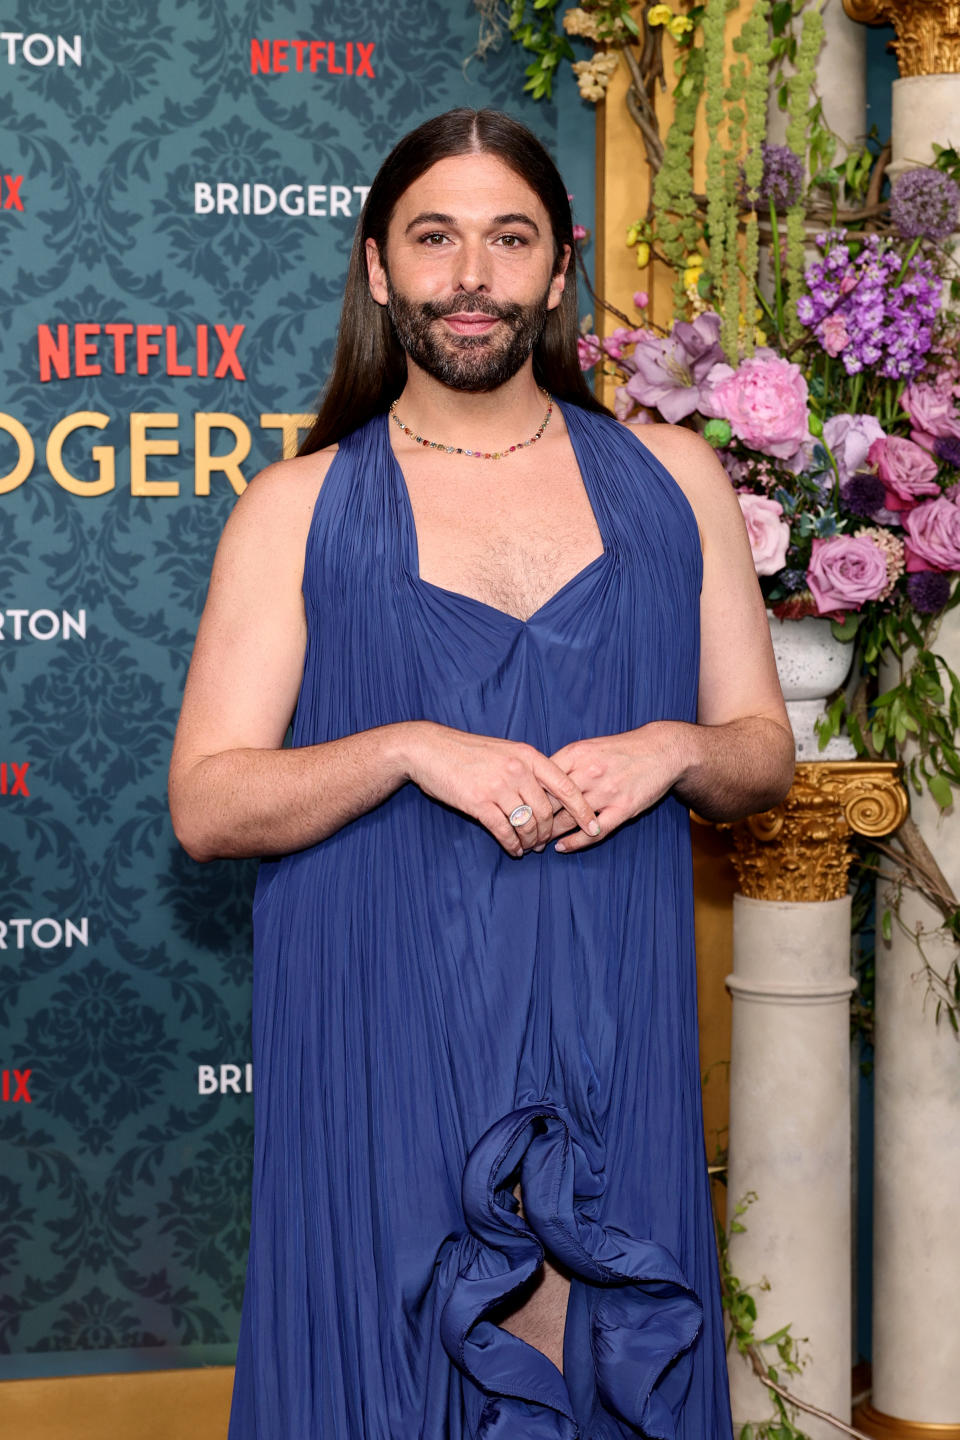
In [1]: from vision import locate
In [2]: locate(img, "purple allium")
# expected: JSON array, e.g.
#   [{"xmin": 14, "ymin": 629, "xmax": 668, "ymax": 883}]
[
  {"xmin": 843, "ymin": 471, "xmax": 887, "ymax": 518},
  {"xmin": 907, "ymin": 570, "xmax": 952, "ymax": 613},
  {"xmin": 935, "ymin": 435, "xmax": 960, "ymax": 469},
  {"xmin": 797, "ymin": 230, "xmax": 942, "ymax": 381},
  {"xmin": 742, "ymin": 144, "xmax": 805, "ymax": 211},
  {"xmin": 890, "ymin": 168, "xmax": 960, "ymax": 242}
]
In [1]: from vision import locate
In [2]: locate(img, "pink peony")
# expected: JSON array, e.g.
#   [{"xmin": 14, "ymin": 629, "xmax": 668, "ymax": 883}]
[
  {"xmin": 737, "ymin": 493, "xmax": 791, "ymax": 575},
  {"xmin": 806, "ymin": 534, "xmax": 891, "ymax": 618},
  {"xmin": 702, "ymin": 352, "xmax": 811, "ymax": 460},
  {"xmin": 901, "ymin": 380, "xmax": 960, "ymax": 450},
  {"xmin": 867, "ymin": 435, "xmax": 940, "ymax": 512},
  {"xmin": 822, "ymin": 413, "xmax": 886, "ymax": 484},
  {"xmin": 902, "ymin": 497, "xmax": 960, "ymax": 572}
]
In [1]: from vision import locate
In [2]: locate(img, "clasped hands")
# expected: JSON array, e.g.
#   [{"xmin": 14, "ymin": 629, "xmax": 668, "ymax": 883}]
[{"xmin": 410, "ymin": 719, "xmax": 686, "ymax": 858}]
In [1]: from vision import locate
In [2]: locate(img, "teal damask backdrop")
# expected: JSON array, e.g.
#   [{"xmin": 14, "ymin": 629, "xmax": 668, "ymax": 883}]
[{"xmin": 0, "ymin": 1, "xmax": 595, "ymax": 1379}]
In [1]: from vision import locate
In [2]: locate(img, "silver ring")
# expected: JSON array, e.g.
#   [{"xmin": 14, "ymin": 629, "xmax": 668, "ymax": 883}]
[{"xmin": 508, "ymin": 804, "xmax": 534, "ymax": 828}]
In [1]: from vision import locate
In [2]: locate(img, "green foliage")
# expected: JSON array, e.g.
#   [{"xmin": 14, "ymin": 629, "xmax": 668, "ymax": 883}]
[
  {"xmin": 717, "ymin": 1194, "xmax": 811, "ymax": 1440},
  {"xmin": 653, "ymin": 44, "xmax": 707, "ymax": 295},
  {"xmin": 506, "ymin": 0, "xmax": 575, "ymax": 100}
]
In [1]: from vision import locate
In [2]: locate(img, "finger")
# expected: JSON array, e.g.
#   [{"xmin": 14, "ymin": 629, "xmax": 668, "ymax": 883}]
[
  {"xmin": 534, "ymin": 758, "xmax": 599, "ymax": 838},
  {"xmin": 476, "ymin": 801, "xmax": 525, "ymax": 857},
  {"xmin": 554, "ymin": 807, "xmax": 621, "ymax": 853},
  {"xmin": 512, "ymin": 784, "xmax": 557, "ymax": 848},
  {"xmin": 547, "ymin": 807, "xmax": 578, "ymax": 838}
]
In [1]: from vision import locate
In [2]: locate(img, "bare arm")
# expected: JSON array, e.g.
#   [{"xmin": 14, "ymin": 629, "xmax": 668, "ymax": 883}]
[
  {"xmin": 169, "ymin": 454, "xmax": 599, "ymax": 862},
  {"xmin": 167, "ymin": 453, "xmax": 413, "ymax": 861}
]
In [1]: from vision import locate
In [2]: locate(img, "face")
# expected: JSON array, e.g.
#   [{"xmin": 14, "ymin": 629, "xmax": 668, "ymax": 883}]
[{"xmin": 365, "ymin": 152, "xmax": 569, "ymax": 393}]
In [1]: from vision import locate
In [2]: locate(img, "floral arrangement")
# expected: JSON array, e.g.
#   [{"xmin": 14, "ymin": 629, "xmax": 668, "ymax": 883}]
[{"xmin": 578, "ymin": 147, "xmax": 960, "ymax": 811}]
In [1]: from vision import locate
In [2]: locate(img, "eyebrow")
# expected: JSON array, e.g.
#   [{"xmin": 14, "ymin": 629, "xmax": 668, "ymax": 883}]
[{"xmin": 403, "ymin": 210, "xmax": 541, "ymax": 236}]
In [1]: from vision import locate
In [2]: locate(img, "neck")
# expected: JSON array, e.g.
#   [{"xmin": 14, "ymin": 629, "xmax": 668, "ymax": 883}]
[{"xmin": 393, "ymin": 361, "xmax": 550, "ymax": 448}]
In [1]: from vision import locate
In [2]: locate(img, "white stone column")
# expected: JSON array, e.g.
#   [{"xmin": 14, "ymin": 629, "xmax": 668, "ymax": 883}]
[
  {"xmin": 767, "ymin": 0, "xmax": 867, "ymax": 154},
  {"xmin": 864, "ymin": 612, "xmax": 960, "ymax": 1432},
  {"xmin": 726, "ymin": 895, "xmax": 856, "ymax": 1439}
]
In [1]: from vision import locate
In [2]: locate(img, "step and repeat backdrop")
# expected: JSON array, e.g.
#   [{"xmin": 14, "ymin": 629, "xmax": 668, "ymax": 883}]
[{"xmin": 0, "ymin": 1, "xmax": 594, "ymax": 1378}]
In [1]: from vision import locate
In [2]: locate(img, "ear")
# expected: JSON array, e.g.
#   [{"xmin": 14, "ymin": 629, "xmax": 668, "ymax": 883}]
[
  {"xmin": 547, "ymin": 243, "xmax": 571, "ymax": 312},
  {"xmin": 365, "ymin": 237, "xmax": 389, "ymax": 307}
]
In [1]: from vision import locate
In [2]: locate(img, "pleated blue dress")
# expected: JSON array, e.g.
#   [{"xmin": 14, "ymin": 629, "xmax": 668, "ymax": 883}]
[{"xmin": 228, "ymin": 399, "xmax": 733, "ymax": 1440}]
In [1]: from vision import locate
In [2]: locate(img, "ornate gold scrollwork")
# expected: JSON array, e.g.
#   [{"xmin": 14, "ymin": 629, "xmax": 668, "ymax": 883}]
[
  {"xmin": 843, "ymin": 0, "xmax": 960, "ymax": 77},
  {"xmin": 714, "ymin": 761, "xmax": 908, "ymax": 902}
]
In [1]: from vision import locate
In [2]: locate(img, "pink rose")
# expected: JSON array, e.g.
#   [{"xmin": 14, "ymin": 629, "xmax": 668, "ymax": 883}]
[
  {"xmin": 903, "ymin": 497, "xmax": 960, "ymax": 572},
  {"xmin": 572, "ymin": 223, "xmax": 588, "ymax": 241},
  {"xmin": 807, "ymin": 535, "xmax": 891, "ymax": 618},
  {"xmin": 901, "ymin": 380, "xmax": 960, "ymax": 449},
  {"xmin": 822, "ymin": 413, "xmax": 885, "ymax": 484},
  {"xmin": 867, "ymin": 436, "xmax": 940, "ymax": 512},
  {"xmin": 737, "ymin": 493, "xmax": 791, "ymax": 575},
  {"xmin": 821, "ymin": 314, "xmax": 850, "ymax": 357},
  {"xmin": 702, "ymin": 352, "xmax": 811, "ymax": 460}
]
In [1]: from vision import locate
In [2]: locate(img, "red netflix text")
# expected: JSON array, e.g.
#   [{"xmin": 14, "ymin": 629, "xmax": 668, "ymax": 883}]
[
  {"xmin": 0, "ymin": 762, "xmax": 29, "ymax": 796},
  {"xmin": 1, "ymin": 1069, "xmax": 32, "ymax": 1103},
  {"xmin": 250, "ymin": 39, "xmax": 375, "ymax": 77},
  {"xmin": 37, "ymin": 323, "xmax": 246, "ymax": 383},
  {"xmin": 2, "ymin": 174, "xmax": 23, "ymax": 209}
]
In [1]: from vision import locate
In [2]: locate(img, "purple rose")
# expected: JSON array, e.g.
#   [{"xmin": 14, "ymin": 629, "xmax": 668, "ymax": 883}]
[
  {"xmin": 901, "ymin": 379, "xmax": 960, "ymax": 449},
  {"xmin": 903, "ymin": 497, "xmax": 960, "ymax": 572},
  {"xmin": 702, "ymin": 352, "xmax": 811, "ymax": 460},
  {"xmin": 737, "ymin": 493, "xmax": 791, "ymax": 575},
  {"xmin": 822, "ymin": 413, "xmax": 886, "ymax": 484},
  {"xmin": 806, "ymin": 534, "xmax": 891, "ymax": 618},
  {"xmin": 867, "ymin": 435, "xmax": 941, "ymax": 513}
]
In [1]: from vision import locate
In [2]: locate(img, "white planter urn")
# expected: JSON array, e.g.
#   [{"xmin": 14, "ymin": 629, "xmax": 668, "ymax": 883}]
[{"xmin": 767, "ymin": 610, "xmax": 856, "ymax": 760}]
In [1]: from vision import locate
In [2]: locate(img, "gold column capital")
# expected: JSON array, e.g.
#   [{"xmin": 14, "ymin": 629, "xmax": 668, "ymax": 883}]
[
  {"xmin": 843, "ymin": 0, "xmax": 960, "ymax": 77},
  {"xmin": 714, "ymin": 761, "xmax": 908, "ymax": 903}
]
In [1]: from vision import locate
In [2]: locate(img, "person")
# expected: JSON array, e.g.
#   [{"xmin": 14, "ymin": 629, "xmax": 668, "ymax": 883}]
[{"xmin": 169, "ymin": 106, "xmax": 794, "ymax": 1440}]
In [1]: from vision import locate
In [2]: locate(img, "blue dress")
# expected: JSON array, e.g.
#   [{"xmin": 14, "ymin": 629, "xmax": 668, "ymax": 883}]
[{"xmin": 228, "ymin": 400, "xmax": 734, "ymax": 1440}]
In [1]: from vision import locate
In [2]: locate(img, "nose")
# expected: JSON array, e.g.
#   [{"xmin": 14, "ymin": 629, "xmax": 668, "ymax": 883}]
[{"xmin": 451, "ymin": 235, "xmax": 492, "ymax": 294}]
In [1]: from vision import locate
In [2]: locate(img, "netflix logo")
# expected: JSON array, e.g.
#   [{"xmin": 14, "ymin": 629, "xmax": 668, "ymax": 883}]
[
  {"xmin": 37, "ymin": 323, "xmax": 245, "ymax": 382},
  {"xmin": 0, "ymin": 762, "xmax": 29, "ymax": 797},
  {"xmin": 1, "ymin": 174, "xmax": 23, "ymax": 210},
  {"xmin": 250, "ymin": 39, "xmax": 375, "ymax": 78}
]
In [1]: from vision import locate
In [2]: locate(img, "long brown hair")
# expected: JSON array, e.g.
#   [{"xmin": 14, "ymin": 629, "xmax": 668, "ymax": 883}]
[{"xmin": 297, "ymin": 107, "xmax": 610, "ymax": 455}]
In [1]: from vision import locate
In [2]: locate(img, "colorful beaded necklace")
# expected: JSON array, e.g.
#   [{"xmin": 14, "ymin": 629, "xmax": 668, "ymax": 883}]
[{"xmin": 388, "ymin": 389, "xmax": 553, "ymax": 459}]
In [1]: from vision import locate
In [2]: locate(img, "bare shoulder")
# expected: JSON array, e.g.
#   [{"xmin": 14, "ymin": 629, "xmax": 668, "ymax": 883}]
[
  {"xmin": 213, "ymin": 443, "xmax": 339, "ymax": 578},
  {"xmin": 618, "ymin": 418, "xmax": 742, "ymax": 555}
]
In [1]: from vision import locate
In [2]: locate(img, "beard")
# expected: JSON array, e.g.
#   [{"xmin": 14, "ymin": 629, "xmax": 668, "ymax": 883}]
[{"xmin": 383, "ymin": 274, "xmax": 552, "ymax": 393}]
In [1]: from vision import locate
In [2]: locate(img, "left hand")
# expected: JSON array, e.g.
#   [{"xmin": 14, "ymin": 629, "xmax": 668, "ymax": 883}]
[{"xmin": 543, "ymin": 722, "xmax": 686, "ymax": 853}]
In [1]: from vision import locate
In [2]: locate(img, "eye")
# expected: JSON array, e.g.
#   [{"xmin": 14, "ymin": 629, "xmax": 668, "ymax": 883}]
[
  {"xmin": 496, "ymin": 234, "xmax": 526, "ymax": 248},
  {"xmin": 419, "ymin": 232, "xmax": 449, "ymax": 246}
]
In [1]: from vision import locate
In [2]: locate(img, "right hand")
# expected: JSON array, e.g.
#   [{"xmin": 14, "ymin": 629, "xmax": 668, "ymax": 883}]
[{"xmin": 403, "ymin": 721, "xmax": 600, "ymax": 857}]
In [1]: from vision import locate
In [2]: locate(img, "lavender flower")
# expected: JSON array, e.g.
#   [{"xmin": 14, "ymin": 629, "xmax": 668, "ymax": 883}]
[
  {"xmin": 935, "ymin": 435, "xmax": 960, "ymax": 469},
  {"xmin": 890, "ymin": 169, "xmax": 960, "ymax": 242},
  {"xmin": 780, "ymin": 568, "xmax": 808, "ymax": 591},
  {"xmin": 623, "ymin": 312, "xmax": 727, "ymax": 423},
  {"xmin": 741, "ymin": 144, "xmax": 804, "ymax": 211},
  {"xmin": 797, "ymin": 231, "xmax": 941, "ymax": 381},
  {"xmin": 843, "ymin": 471, "xmax": 887, "ymax": 518},
  {"xmin": 907, "ymin": 570, "xmax": 951, "ymax": 614}
]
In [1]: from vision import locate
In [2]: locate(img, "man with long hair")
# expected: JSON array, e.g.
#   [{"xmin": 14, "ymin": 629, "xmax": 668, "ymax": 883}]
[{"xmin": 169, "ymin": 108, "xmax": 793, "ymax": 1440}]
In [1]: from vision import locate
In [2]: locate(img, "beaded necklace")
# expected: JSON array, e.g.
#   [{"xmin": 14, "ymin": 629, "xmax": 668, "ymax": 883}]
[{"xmin": 388, "ymin": 389, "xmax": 553, "ymax": 459}]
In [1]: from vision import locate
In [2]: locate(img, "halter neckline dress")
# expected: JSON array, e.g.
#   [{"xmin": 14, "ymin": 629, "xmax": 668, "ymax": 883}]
[{"xmin": 228, "ymin": 398, "xmax": 734, "ymax": 1440}]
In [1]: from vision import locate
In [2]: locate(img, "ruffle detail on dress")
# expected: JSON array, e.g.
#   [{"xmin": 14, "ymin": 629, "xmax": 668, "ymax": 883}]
[{"xmin": 438, "ymin": 1104, "xmax": 704, "ymax": 1440}]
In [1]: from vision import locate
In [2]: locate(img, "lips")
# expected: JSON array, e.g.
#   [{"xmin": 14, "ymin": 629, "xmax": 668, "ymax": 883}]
[{"xmin": 442, "ymin": 313, "xmax": 501, "ymax": 335}]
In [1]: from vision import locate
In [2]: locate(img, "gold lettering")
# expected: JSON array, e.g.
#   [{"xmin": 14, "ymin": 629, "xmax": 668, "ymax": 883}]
[
  {"xmin": 0, "ymin": 412, "xmax": 35, "ymax": 494},
  {"xmin": 130, "ymin": 412, "xmax": 180, "ymax": 497},
  {"xmin": 260, "ymin": 412, "xmax": 316, "ymax": 460},
  {"xmin": 46, "ymin": 411, "xmax": 115, "ymax": 495},
  {"xmin": 195, "ymin": 412, "xmax": 251, "ymax": 496}
]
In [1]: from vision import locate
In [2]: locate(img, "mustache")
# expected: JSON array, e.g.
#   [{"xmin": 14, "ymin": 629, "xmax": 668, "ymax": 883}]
[{"xmin": 418, "ymin": 295, "xmax": 524, "ymax": 323}]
